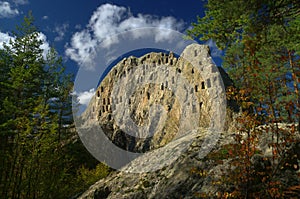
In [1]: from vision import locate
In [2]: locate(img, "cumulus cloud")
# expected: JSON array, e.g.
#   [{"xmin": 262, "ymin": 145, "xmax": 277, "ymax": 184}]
[
  {"xmin": 66, "ymin": 3, "xmax": 185, "ymax": 70},
  {"xmin": 0, "ymin": 1, "xmax": 19, "ymax": 18},
  {"xmin": 0, "ymin": 31, "xmax": 50, "ymax": 60},
  {"xmin": 0, "ymin": 31, "xmax": 14, "ymax": 48},
  {"xmin": 75, "ymin": 88, "xmax": 95, "ymax": 106},
  {"xmin": 205, "ymin": 39, "xmax": 223, "ymax": 57},
  {"xmin": 65, "ymin": 30, "xmax": 96, "ymax": 67},
  {"xmin": 54, "ymin": 23, "xmax": 69, "ymax": 42}
]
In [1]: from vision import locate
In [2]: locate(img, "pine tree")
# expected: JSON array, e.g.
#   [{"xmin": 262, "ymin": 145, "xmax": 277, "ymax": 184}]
[
  {"xmin": 0, "ymin": 12, "xmax": 109, "ymax": 198},
  {"xmin": 188, "ymin": 0, "xmax": 300, "ymax": 197},
  {"xmin": 0, "ymin": 13, "xmax": 75, "ymax": 198}
]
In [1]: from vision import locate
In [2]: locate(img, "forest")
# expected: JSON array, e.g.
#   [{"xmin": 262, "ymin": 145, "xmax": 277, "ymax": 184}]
[
  {"xmin": 188, "ymin": 0, "xmax": 300, "ymax": 197},
  {"xmin": 1, "ymin": 0, "xmax": 300, "ymax": 198},
  {"xmin": 0, "ymin": 13, "xmax": 111, "ymax": 198}
]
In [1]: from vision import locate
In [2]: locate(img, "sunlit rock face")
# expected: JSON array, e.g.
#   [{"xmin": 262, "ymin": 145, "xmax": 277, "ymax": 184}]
[{"xmin": 82, "ymin": 44, "xmax": 225, "ymax": 153}]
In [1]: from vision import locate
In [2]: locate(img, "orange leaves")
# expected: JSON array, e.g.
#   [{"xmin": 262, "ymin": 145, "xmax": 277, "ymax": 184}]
[
  {"xmin": 284, "ymin": 184, "xmax": 300, "ymax": 197},
  {"xmin": 267, "ymin": 181, "xmax": 283, "ymax": 199},
  {"xmin": 226, "ymin": 86, "xmax": 256, "ymax": 112},
  {"xmin": 238, "ymin": 88, "xmax": 252, "ymax": 98},
  {"xmin": 256, "ymin": 106, "xmax": 263, "ymax": 112},
  {"xmin": 242, "ymin": 101, "xmax": 254, "ymax": 109},
  {"xmin": 272, "ymin": 148, "xmax": 278, "ymax": 156},
  {"xmin": 226, "ymin": 86, "xmax": 236, "ymax": 100}
]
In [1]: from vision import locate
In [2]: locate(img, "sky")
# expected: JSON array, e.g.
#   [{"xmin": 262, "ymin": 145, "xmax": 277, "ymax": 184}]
[{"xmin": 0, "ymin": 0, "xmax": 223, "ymax": 106}]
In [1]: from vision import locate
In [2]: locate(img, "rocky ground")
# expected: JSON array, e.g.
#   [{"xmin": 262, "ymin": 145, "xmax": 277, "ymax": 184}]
[{"xmin": 77, "ymin": 124, "xmax": 300, "ymax": 198}]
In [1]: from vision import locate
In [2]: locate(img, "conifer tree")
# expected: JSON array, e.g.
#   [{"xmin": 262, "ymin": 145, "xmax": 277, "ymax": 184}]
[
  {"xmin": 188, "ymin": 0, "xmax": 300, "ymax": 197},
  {"xmin": 0, "ymin": 12, "xmax": 110, "ymax": 198}
]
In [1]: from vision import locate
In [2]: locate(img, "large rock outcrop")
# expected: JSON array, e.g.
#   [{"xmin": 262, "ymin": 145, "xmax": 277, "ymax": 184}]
[
  {"xmin": 81, "ymin": 44, "xmax": 226, "ymax": 153},
  {"xmin": 77, "ymin": 124, "xmax": 300, "ymax": 199},
  {"xmin": 76, "ymin": 44, "xmax": 300, "ymax": 198}
]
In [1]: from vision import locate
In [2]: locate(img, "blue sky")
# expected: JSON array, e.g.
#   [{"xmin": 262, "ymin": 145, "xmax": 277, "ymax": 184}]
[{"xmin": 0, "ymin": 0, "xmax": 223, "ymax": 106}]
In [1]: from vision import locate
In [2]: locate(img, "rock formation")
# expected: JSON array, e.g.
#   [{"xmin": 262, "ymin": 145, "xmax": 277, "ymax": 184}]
[
  {"xmin": 81, "ymin": 44, "xmax": 226, "ymax": 153},
  {"xmin": 76, "ymin": 44, "xmax": 300, "ymax": 198}
]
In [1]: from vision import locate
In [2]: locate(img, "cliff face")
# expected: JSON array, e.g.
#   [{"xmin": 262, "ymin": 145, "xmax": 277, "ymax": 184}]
[
  {"xmin": 76, "ymin": 43, "xmax": 229, "ymax": 197},
  {"xmin": 82, "ymin": 44, "xmax": 225, "ymax": 153}
]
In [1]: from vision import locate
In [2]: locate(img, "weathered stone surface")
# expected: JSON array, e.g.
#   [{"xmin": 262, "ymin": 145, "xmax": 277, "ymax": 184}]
[
  {"xmin": 82, "ymin": 44, "xmax": 226, "ymax": 153},
  {"xmin": 77, "ymin": 127, "xmax": 300, "ymax": 199},
  {"xmin": 77, "ymin": 44, "xmax": 228, "ymax": 198},
  {"xmin": 78, "ymin": 128, "xmax": 232, "ymax": 199},
  {"xmin": 77, "ymin": 44, "xmax": 300, "ymax": 198}
]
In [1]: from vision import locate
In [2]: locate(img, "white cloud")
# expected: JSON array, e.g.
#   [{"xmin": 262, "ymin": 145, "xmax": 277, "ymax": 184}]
[
  {"xmin": 37, "ymin": 32, "xmax": 50, "ymax": 59},
  {"xmin": 12, "ymin": 0, "xmax": 28, "ymax": 5},
  {"xmin": 205, "ymin": 39, "xmax": 223, "ymax": 57},
  {"xmin": 76, "ymin": 88, "xmax": 95, "ymax": 106},
  {"xmin": 65, "ymin": 30, "xmax": 96, "ymax": 67},
  {"xmin": 0, "ymin": 1, "xmax": 19, "ymax": 18},
  {"xmin": 0, "ymin": 31, "xmax": 50, "ymax": 60},
  {"xmin": 54, "ymin": 23, "xmax": 69, "ymax": 42},
  {"xmin": 65, "ymin": 3, "xmax": 185, "ymax": 70},
  {"xmin": 0, "ymin": 31, "xmax": 14, "ymax": 48}
]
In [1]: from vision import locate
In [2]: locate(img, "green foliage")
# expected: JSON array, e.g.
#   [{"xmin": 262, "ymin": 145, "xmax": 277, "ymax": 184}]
[
  {"xmin": 74, "ymin": 163, "xmax": 111, "ymax": 193},
  {"xmin": 0, "ymin": 13, "xmax": 110, "ymax": 198},
  {"xmin": 189, "ymin": 0, "xmax": 300, "ymax": 198}
]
